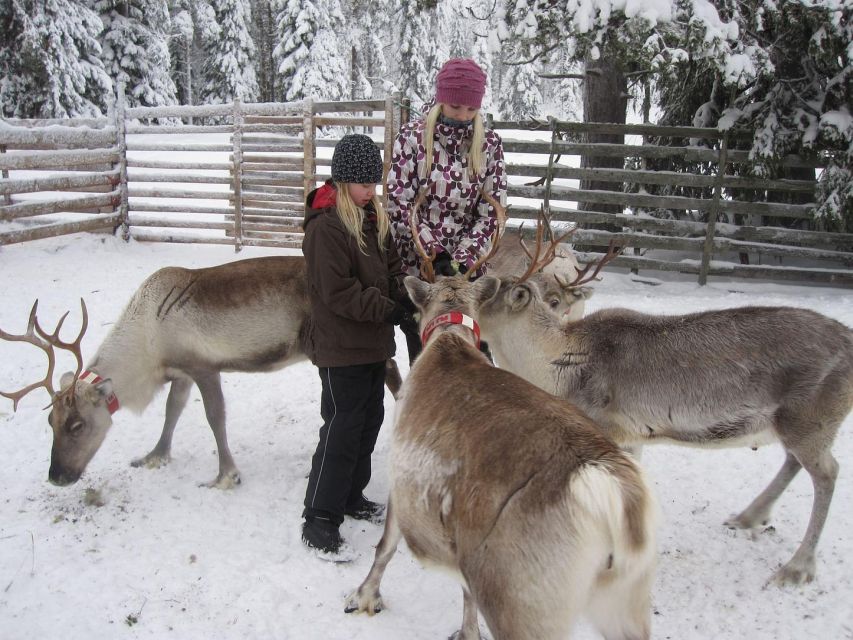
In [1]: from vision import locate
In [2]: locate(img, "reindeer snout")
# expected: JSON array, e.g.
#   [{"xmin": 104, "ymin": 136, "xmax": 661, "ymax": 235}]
[{"xmin": 48, "ymin": 467, "xmax": 81, "ymax": 486}]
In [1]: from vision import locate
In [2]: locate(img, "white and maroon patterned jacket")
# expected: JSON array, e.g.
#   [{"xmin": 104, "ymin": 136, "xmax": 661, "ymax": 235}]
[{"xmin": 386, "ymin": 114, "xmax": 506, "ymax": 277}]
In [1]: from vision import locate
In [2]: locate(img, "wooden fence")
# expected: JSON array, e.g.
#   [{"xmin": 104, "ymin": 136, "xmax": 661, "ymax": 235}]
[{"xmin": 1, "ymin": 101, "xmax": 851, "ymax": 286}]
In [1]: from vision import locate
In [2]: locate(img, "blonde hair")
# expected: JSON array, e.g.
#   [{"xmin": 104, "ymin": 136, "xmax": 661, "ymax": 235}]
[
  {"xmin": 420, "ymin": 103, "xmax": 486, "ymax": 181},
  {"xmin": 334, "ymin": 182, "xmax": 390, "ymax": 254}
]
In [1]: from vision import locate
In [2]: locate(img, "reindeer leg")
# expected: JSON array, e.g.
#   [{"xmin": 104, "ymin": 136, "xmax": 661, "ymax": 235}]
[
  {"xmin": 725, "ymin": 451, "xmax": 801, "ymax": 529},
  {"xmin": 131, "ymin": 376, "xmax": 192, "ymax": 469},
  {"xmin": 194, "ymin": 372, "xmax": 240, "ymax": 489},
  {"xmin": 772, "ymin": 449, "xmax": 838, "ymax": 585},
  {"xmin": 345, "ymin": 498, "xmax": 400, "ymax": 615},
  {"xmin": 448, "ymin": 587, "xmax": 483, "ymax": 640},
  {"xmin": 384, "ymin": 358, "xmax": 403, "ymax": 399}
]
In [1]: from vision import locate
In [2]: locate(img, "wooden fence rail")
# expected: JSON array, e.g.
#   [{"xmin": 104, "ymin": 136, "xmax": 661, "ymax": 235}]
[{"xmin": 1, "ymin": 100, "xmax": 850, "ymax": 286}]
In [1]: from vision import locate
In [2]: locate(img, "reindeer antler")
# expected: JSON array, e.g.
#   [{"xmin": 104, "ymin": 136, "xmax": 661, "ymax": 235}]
[
  {"xmin": 464, "ymin": 190, "xmax": 506, "ymax": 280},
  {"xmin": 558, "ymin": 241, "xmax": 623, "ymax": 288},
  {"xmin": 0, "ymin": 299, "xmax": 88, "ymax": 411},
  {"xmin": 516, "ymin": 206, "xmax": 577, "ymax": 283},
  {"xmin": 408, "ymin": 189, "xmax": 437, "ymax": 282}
]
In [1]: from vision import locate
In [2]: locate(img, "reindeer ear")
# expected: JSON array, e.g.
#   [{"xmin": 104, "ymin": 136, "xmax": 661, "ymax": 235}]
[
  {"xmin": 59, "ymin": 372, "xmax": 76, "ymax": 391},
  {"xmin": 404, "ymin": 276, "xmax": 430, "ymax": 309},
  {"xmin": 572, "ymin": 286, "xmax": 594, "ymax": 300},
  {"xmin": 472, "ymin": 276, "xmax": 500, "ymax": 304},
  {"xmin": 93, "ymin": 378, "xmax": 114, "ymax": 401},
  {"xmin": 507, "ymin": 284, "xmax": 533, "ymax": 311}
]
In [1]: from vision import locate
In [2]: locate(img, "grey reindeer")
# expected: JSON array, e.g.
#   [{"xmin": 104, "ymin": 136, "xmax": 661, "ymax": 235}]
[{"xmin": 469, "ymin": 234, "xmax": 853, "ymax": 586}]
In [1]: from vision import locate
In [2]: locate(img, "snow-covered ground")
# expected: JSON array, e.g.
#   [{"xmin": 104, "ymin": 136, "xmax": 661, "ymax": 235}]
[{"xmin": 0, "ymin": 233, "xmax": 851, "ymax": 639}]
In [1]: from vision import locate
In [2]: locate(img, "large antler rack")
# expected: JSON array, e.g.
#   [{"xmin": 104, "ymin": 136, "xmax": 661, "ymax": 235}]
[
  {"xmin": 463, "ymin": 190, "xmax": 506, "ymax": 280},
  {"xmin": 0, "ymin": 299, "xmax": 88, "ymax": 410}
]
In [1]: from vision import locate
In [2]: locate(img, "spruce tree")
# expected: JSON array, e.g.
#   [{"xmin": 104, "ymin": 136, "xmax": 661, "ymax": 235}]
[
  {"xmin": 0, "ymin": 0, "xmax": 112, "ymax": 118},
  {"xmin": 198, "ymin": 0, "xmax": 259, "ymax": 103}
]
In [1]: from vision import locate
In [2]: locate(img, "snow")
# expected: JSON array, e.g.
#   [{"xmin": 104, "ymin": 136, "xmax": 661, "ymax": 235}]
[{"xmin": 0, "ymin": 233, "xmax": 851, "ymax": 639}]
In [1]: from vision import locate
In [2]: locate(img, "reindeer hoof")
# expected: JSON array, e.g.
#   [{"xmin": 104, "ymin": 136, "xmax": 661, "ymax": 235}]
[
  {"xmin": 344, "ymin": 590, "xmax": 383, "ymax": 615},
  {"xmin": 770, "ymin": 561, "xmax": 815, "ymax": 587},
  {"xmin": 200, "ymin": 470, "xmax": 241, "ymax": 489},
  {"xmin": 131, "ymin": 452, "xmax": 171, "ymax": 469}
]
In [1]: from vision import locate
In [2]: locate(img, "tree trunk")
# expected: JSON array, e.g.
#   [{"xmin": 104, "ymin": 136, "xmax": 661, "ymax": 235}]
[{"xmin": 578, "ymin": 53, "xmax": 628, "ymax": 249}]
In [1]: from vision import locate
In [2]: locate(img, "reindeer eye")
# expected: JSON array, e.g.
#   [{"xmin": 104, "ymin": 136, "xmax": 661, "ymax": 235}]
[
  {"xmin": 548, "ymin": 297, "xmax": 560, "ymax": 309},
  {"xmin": 68, "ymin": 421, "xmax": 84, "ymax": 436}
]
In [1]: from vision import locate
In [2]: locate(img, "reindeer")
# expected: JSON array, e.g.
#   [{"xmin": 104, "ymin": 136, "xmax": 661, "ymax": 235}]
[
  {"xmin": 0, "ymin": 256, "xmax": 317, "ymax": 489},
  {"xmin": 470, "ymin": 232, "xmax": 853, "ymax": 586},
  {"xmin": 344, "ymin": 228, "xmax": 658, "ymax": 639}
]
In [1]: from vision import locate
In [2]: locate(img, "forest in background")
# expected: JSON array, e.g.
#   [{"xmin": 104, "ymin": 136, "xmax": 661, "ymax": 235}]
[{"xmin": 0, "ymin": 0, "xmax": 850, "ymax": 225}]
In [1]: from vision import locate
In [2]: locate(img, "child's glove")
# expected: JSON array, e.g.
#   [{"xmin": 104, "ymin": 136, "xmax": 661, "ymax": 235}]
[
  {"xmin": 385, "ymin": 303, "xmax": 410, "ymax": 326},
  {"xmin": 433, "ymin": 253, "xmax": 456, "ymax": 277}
]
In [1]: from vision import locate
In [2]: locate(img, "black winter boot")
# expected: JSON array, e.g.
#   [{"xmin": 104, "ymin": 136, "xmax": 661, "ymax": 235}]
[
  {"xmin": 345, "ymin": 495, "xmax": 386, "ymax": 524},
  {"xmin": 302, "ymin": 516, "xmax": 343, "ymax": 553}
]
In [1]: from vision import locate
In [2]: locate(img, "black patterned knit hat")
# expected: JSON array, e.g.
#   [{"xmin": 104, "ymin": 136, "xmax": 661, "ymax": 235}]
[{"xmin": 331, "ymin": 134, "xmax": 383, "ymax": 184}]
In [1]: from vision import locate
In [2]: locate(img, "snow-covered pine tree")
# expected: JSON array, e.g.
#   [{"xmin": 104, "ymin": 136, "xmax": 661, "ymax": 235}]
[
  {"xmin": 249, "ymin": 0, "xmax": 277, "ymax": 101},
  {"xmin": 272, "ymin": 0, "xmax": 348, "ymax": 101},
  {"xmin": 0, "ymin": 0, "xmax": 112, "ymax": 118},
  {"xmin": 198, "ymin": 0, "xmax": 259, "ymax": 104},
  {"xmin": 168, "ymin": 0, "xmax": 194, "ymax": 105},
  {"xmin": 346, "ymin": 0, "xmax": 392, "ymax": 100},
  {"xmin": 397, "ymin": 0, "xmax": 439, "ymax": 108},
  {"xmin": 502, "ymin": 59, "xmax": 543, "ymax": 120},
  {"xmin": 93, "ymin": 0, "xmax": 178, "ymax": 108}
]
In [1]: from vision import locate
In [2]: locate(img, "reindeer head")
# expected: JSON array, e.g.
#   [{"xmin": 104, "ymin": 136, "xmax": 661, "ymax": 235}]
[
  {"xmin": 48, "ymin": 370, "xmax": 116, "ymax": 486},
  {"xmin": 1, "ymin": 299, "xmax": 114, "ymax": 486}
]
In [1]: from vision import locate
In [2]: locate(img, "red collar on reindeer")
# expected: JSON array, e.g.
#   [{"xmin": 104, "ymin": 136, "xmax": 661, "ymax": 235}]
[
  {"xmin": 420, "ymin": 312, "xmax": 480, "ymax": 349},
  {"xmin": 78, "ymin": 370, "xmax": 120, "ymax": 414}
]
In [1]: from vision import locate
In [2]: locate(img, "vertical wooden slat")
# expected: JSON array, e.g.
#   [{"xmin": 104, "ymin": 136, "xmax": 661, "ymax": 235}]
[
  {"xmin": 232, "ymin": 98, "xmax": 244, "ymax": 252},
  {"xmin": 115, "ymin": 84, "xmax": 129, "ymax": 240},
  {"xmin": 699, "ymin": 134, "xmax": 729, "ymax": 285},
  {"xmin": 1, "ymin": 145, "xmax": 10, "ymax": 206},
  {"xmin": 383, "ymin": 93, "xmax": 396, "ymax": 205},
  {"xmin": 303, "ymin": 98, "xmax": 315, "ymax": 198}
]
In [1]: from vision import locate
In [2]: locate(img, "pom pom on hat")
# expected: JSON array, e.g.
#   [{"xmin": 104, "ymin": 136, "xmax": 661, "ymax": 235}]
[
  {"xmin": 331, "ymin": 134, "xmax": 383, "ymax": 184},
  {"xmin": 435, "ymin": 58, "xmax": 487, "ymax": 109}
]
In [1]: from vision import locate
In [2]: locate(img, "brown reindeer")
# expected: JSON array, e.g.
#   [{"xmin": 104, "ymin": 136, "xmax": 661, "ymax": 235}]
[
  {"xmin": 1, "ymin": 256, "xmax": 413, "ymax": 488},
  {"xmin": 470, "ymin": 242, "xmax": 853, "ymax": 586},
  {"xmin": 345, "ymin": 272, "xmax": 658, "ymax": 640},
  {"xmin": 345, "ymin": 207, "xmax": 657, "ymax": 640}
]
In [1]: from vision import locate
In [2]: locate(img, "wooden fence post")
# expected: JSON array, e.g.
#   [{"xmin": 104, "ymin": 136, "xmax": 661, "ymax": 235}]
[
  {"xmin": 231, "ymin": 98, "xmax": 244, "ymax": 252},
  {"xmin": 1, "ymin": 145, "xmax": 10, "ymax": 206},
  {"xmin": 115, "ymin": 84, "xmax": 129, "ymax": 240},
  {"xmin": 303, "ymin": 98, "xmax": 315, "ymax": 199},
  {"xmin": 542, "ymin": 117, "xmax": 559, "ymax": 241},
  {"xmin": 382, "ymin": 93, "xmax": 397, "ymax": 206},
  {"xmin": 698, "ymin": 133, "xmax": 729, "ymax": 285}
]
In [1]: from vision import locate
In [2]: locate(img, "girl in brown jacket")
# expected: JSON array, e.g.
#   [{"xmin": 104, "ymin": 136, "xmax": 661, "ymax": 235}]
[{"xmin": 300, "ymin": 134, "xmax": 410, "ymax": 556}]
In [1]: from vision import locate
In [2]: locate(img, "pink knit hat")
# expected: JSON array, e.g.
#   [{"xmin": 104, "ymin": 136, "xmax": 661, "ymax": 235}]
[{"xmin": 435, "ymin": 58, "xmax": 487, "ymax": 109}]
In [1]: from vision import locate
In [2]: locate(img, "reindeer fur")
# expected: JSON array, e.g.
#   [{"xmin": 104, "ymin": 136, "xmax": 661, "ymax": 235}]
[
  {"xmin": 476, "ymin": 278, "xmax": 853, "ymax": 585},
  {"xmin": 346, "ymin": 275, "xmax": 658, "ymax": 640}
]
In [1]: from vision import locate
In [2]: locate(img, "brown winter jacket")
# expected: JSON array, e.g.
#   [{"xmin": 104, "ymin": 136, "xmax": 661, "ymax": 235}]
[{"xmin": 301, "ymin": 184, "xmax": 407, "ymax": 368}]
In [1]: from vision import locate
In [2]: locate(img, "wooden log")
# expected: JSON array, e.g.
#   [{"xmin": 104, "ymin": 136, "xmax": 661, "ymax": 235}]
[
  {"xmin": 240, "ymin": 184, "xmax": 304, "ymax": 197},
  {"xmin": 125, "ymin": 142, "xmax": 231, "ymax": 152},
  {"xmin": 0, "ymin": 148, "xmax": 119, "ymax": 170},
  {"xmin": 129, "ymin": 172, "xmax": 231, "ymax": 184},
  {"xmin": 128, "ymin": 216, "xmax": 231, "ymax": 230},
  {"xmin": 312, "ymin": 116, "xmax": 385, "ymax": 127},
  {"xmin": 124, "ymin": 100, "xmax": 304, "ymax": 120},
  {"xmin": 126, "ymin": 159, "xmax": 231, "ymax": 170},
  {"xmin": 129, "ymin": 231, "xmax": 236, "ymax": 245},
  {"xmin": 241, "ymin": 142, "xmax": 303, "ymax": 153},
  {"xmin": 312, "ymin": 99, "xmax": 385, "ymax": 112},
  {"xmin": 244, "ymin": 116, "xmax": 303, "ymax": 125},
  {"xmin": 128, "ymin": 203, "xmax": 233, "ymax": 215},
  {"xmin": 1, "ymin": 190, "xmax": 120, "ymax": 220},
  {"xmin": 490, "ymin": 120, "xmax": 752, "ymax": 141},
  {"xmin": 0, "ymin": 126, "xmax": 116, "ymax": 148},
  {"xmin": 128, "ymin": 187, "xmax": 230, "ymax": 199},
  {"xmin": 508, "ymin": 163, "xmax": 816, "ymax": 192},
  {"xmin": 1, "ymin": 171, "xmax": 119, "ymax": 195},
  {"xmin": 125, "ymin": 124, "xmax": 232, "ymax": 134},
  {"xmin": 0, "ymin": 214, "xmax": 122, "ymax": 245},
  {"xmin": 509, "ymin": 184, "xmax": 814, "ymax": 219}
]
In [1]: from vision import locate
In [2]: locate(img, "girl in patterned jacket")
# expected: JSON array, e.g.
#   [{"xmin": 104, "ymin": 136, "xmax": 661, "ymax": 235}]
[{"xmin": 387, "ymin": 57, "xmax": 507, "ymax": 362}]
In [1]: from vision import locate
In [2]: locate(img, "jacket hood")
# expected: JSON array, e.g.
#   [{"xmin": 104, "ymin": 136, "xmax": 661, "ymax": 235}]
[{"xmin": 303, "ymin": 182, "xmax": 337, "ymax": 230}]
